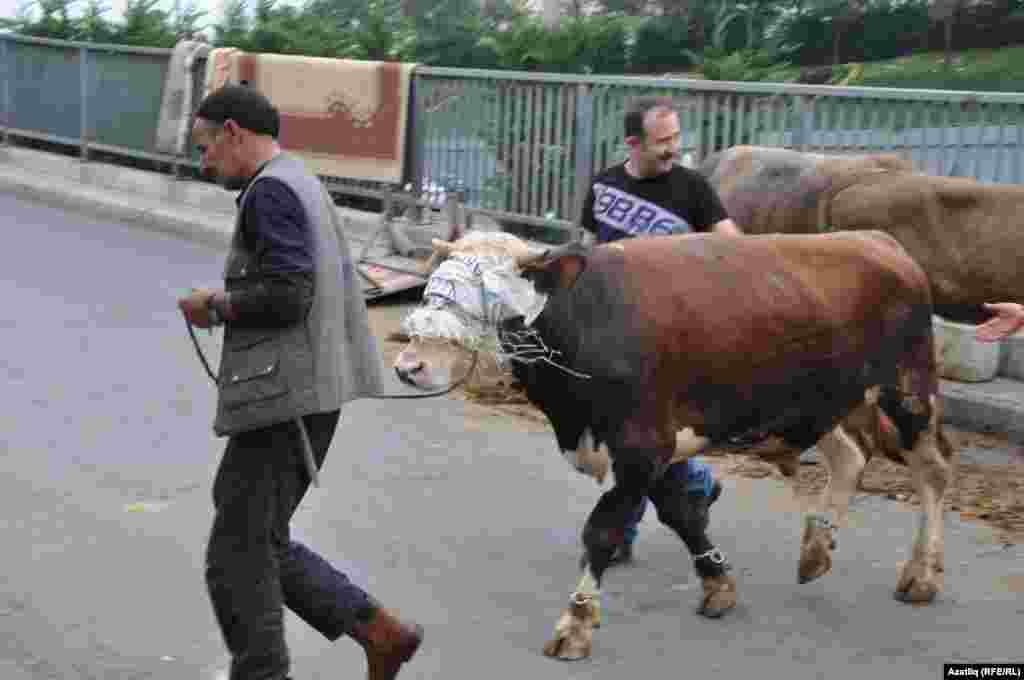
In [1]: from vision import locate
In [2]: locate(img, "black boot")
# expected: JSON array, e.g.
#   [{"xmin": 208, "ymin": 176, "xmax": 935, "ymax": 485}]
[{"xmin": 607, "ymin": 542, "xmax": 634, "ymax": 566}]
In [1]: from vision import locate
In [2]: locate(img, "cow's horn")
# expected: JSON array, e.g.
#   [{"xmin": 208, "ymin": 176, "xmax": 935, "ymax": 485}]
[
  {"xmin": 515, "ymin": 250, "xmax": 547, "ymax": 269},
  {"xmin": 431, "ymin": 239, "xmax": 454, "ymax": 256}
]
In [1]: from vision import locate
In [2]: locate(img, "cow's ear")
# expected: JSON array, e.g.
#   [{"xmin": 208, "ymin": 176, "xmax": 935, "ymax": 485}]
[
  {"xmin": 421, "ymin": 238, "xmax": 456, "ymax": 274},
  {"xmin": 516, "ymin": 243, "xmax": 588, "ymax": 295}
]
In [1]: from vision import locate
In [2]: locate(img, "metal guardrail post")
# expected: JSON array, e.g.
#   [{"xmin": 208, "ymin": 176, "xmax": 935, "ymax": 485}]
[
  {"xmin": 409, "ymin": 77, "xmax": 426, "ymax": 212},
  {"xmin": 1, "ymin": 37, "xmax": 8, "ymax": 151},
  {"xmin": 571, "ymin": 83, "xmax": 594, "ymax": 235},
  {"xmin": 79, "ymin": 46, "xmax": 90, "ymax": 162},
  {"xmin": 791, "ymin": 95, "xmax": 814, "ymax": 151},
  {"xmin": 444, "ymin": 190, "xmax": 464, "ymax": 241}
]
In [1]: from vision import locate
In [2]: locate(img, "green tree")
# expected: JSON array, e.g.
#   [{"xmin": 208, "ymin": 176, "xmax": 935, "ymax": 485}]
[
  {"xmin": 21, "ymin": 0, "xmax": 77, "ymax": 40},
  {"xmin": 810, "ymin": 0, "xmax": 866, "ymax": 64},
  {"xmin": 479, "ymin": 14, "xmax": 631, "ymax": 73},
  {"xmin": 412, "ymin": 0, "xmax": 515, "ymax": 66},
  {"xmin": 116, "ymin": 0, "xmax": 176, "ymax": 47},
  {"xmin": 171, "ymin": 0, "xmax": 207, "ymax": 40},
  {"xmin": 344, "ymin": 0, "xmax": 416, "ymax": 61},
  {"xmin": 248, "ymin": 0, "xmax": 296, "ymax": 52},
  {"xmin": 929, "ymin": 0, "xmax": 964, "ymax": 68},
  {"xmin": 75, "ymin": 0, "xmax": 116, "ymax": 42},
  {"xmin": 630, "ymin": 14, "xmax": 699, "ymax": 73},
  {"xmin": 0, "ymin": 2, "xmax": 34, "ymax": 31},
  {"xmin": 213, "ymin": 0, "xmax": 250, "ymax": 48}
]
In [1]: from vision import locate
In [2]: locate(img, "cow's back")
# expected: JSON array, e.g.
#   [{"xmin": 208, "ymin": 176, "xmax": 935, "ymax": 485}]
[
  {"xmin": 586, "ymin": 231, "xmax": 930, "ymax": 366},
  {"xmin": 568, "ymin": 231, "xmax": 932, "ymax": 444},
  {"xmin": 702, "ymin": 146, "xmax": 912, "ymax": 236},
  {"xmin": 828, "ymin": 172, "xmax": 1024, "ymax": 309}
]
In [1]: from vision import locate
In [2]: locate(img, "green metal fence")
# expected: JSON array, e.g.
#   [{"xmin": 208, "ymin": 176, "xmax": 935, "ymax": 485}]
[
  {"xmin": 415, "ymin": 67, "xmax": 1024, "ymax": 223},
  {"xmin": 1, "ymin": 34, "xmax": 175, "ymax": 166},
  {"xmin": 3, "ymin": 33, "xmax": 1023, "ymax": 229}
]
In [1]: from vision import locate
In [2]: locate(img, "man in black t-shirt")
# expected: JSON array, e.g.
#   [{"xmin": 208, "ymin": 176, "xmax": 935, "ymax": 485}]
[
  {"xmin": 581, "ymin": 100, "xmax": 741, "ymax": 243},
  {"xmin": 580, "ymin": 96, "xmax": 742, "ymax": 565},
  {"xmin": 582, "ymin": 160, "xmax": 735, "ymax": 242}
]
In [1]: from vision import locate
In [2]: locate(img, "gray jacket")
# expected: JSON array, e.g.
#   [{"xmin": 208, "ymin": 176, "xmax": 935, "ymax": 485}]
[{"xmin": 213, "ymin": 153, "xmax": 384, "ymax": 436}]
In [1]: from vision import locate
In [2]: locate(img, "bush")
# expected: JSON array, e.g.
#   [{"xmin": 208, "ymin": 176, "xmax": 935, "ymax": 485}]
[
  {"xmin": 773, "ymin": 0, "xmax": 929, "ymax": 66},
  {"xmin": 629, "ymin": 15, "xmax": 699, "ymax": 74},
  {"xmin": 479, "ymin": 15, "xmax": 632, "ymax": 74},
  {"xmin": 702, "ymin": 48, "xmax": 778, "ymax": 82}
]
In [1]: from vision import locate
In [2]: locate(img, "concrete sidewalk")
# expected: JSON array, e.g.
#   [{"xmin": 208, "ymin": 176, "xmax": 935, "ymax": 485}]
[{"xmin": 2, "ymin": 144, "xmax": 1022, "ymax": 442}]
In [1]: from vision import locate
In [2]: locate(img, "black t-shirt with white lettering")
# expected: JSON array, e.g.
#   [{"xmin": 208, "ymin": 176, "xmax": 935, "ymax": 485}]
[{"xmin": 580, "ymin": 162, "xmax": 728, "ymax": 244}]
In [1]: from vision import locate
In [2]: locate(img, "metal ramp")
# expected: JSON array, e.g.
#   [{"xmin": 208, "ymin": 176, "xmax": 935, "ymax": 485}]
[
  {"xmin": 331, "ymin": 188, "xmax": 463, "ymax": 301},
  {"xmin": 329, "ymin": 185, "xmax": 584, "ymax": 301}
]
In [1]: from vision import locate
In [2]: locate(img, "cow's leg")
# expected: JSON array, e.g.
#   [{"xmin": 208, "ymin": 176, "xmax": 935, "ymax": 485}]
[
  {"xmin": 648, "ymin": 462, "xmax": 737, "ymax": 619},
  {"xmin": 895, "ymin": 395, "xmax": 953, "ymax": 604},
  {"xmin": 798, "ymin": 424, "xmax": 867, "ymax": 584},
  {"xmin": 543, "ymin": 475, "xmax": 646, "ymax": 661}
]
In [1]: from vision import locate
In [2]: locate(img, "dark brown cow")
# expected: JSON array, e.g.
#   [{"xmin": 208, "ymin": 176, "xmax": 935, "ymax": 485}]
[
  {"xmin": 393, "ymin": 230, "xmax": 955, "ymax": 660},
  {"xmin": 701, "ymin": 144, "xmax": 1024, "ymax": 323}
]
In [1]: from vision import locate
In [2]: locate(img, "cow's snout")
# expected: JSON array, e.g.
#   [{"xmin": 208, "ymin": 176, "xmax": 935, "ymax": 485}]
[
  {"xmin": 395, "ymin": 362, "xmax": 423, "ymax": 385},
  {"xmin": 394, "ymin": 352, "xmax": 425, "ymax": 386}
]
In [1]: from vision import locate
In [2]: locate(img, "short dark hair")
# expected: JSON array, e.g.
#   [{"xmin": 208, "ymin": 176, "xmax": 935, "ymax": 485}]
[
  {"xmin": 624, "ymin": 96, "xmax": 678, "ymax": 140},
  {"xmin": 195, "ymin": 84, "xmax": 280, "ymax": 138}
]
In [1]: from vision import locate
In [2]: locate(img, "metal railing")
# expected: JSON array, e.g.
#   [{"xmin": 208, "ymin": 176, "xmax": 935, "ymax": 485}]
[
  {"xmin": 415, "ymin": 66, "xmax": 1024, "ymax": 225},
  {"xmin": 2, "ymin": 33, "xmax": 1023, "ymax": 235}
]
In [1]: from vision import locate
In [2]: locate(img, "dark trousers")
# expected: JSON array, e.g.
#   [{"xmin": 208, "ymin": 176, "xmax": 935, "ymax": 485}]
[{"xmin": 205, "ymin": 410, "xmax": 375, "ymax": 680}]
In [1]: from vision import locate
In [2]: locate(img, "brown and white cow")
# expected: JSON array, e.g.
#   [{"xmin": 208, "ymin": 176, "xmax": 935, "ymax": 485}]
[
  {"xmin": 393, "ymin": 229, "xmax": 955, "ymax": 660},
  {"xmin": 700, "ymin": 144, "xmax": 1024, "ymax": 323}
]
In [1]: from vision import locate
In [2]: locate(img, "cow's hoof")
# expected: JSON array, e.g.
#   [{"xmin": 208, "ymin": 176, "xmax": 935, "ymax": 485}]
[
  {"xmin": 894, "ymin": 560, "xmax": 941, "ymax": 604},
  {"xmin": 798, "ymin": 518, "xmax": 835, "ymax": 584},
  {"xmin": 542, "ymin": 594, "xmax": 597, "ymax": 661},
  {"xmin": 698, "ymin": 574, "xmax": 737, "ymax": 619}
]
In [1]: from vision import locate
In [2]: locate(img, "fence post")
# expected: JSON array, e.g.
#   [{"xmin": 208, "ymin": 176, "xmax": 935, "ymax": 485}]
[
  {"xmin": 693, "ymin": 92, "xmax": 707, "ymax": 164},
  {"xmin": 791, "ymin": 95, "xmax": 815, "ymax": 152},
  {"xmin": 79, "ymin": 46, "xmax": 90, "ymax": 162},
  {"xmin": 1013, "ymin": 114, "xmax": 1022, "ymax": 185},
  {"xmin": 0, "ymin": 37, "xmax": 8, "ymax": 154},
  {"xmin": 444, "ymin": 190, "xmax": 465, "ymax": 241},
  {"xmin": 0, "ymin": 38, "xmax": 6, "ymax": 153},
  {"xmin": 405, "ymin": 76, "xmax": 427, "ymax": 223},
  {"xmin": 571, "ymin": 83, "xmax": 594, "ymax": 235}
]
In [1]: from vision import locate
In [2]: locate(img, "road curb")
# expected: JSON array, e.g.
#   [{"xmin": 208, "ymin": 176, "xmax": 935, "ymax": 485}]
[{"xmin": 0, "ymin": 166, "xmax": 232, "ymax": 250}]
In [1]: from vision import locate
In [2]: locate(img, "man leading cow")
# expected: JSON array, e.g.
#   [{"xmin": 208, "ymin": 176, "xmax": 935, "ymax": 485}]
[{"xmin": 179, "ymin": 85, "xmax": 423, "ymax": 680}]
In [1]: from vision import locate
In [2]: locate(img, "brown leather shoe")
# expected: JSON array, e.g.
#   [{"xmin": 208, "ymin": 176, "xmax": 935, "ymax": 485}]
[{"xmin": 350, "ymin": 606, "xmax": 424, "ymax": 680}]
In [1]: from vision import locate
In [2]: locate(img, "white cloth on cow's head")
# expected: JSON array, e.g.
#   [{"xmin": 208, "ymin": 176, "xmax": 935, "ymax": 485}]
[
  {"xmin": 400, "ymin": 251, "xmax": 548, "ymax": 358},
  {"xmin": 481, "ymin": 259, "xmax": 548, "ymax": 326},
  {"xmin": 428, "ymin": 253, "xmax": 547, "ymax": 324},
  {"xmin": 400, "ymin": 305, "xmax": 487, "ymax": 349}
]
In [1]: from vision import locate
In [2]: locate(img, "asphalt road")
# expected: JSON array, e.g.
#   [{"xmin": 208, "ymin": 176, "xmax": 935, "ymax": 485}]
[{"xmin": 2, "ymin": 193, "xmax": 1022, "ymax": 680}]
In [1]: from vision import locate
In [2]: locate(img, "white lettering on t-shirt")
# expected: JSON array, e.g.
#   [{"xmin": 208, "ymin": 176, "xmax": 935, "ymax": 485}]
[{"xmin": 592, "ymin": 183, "xmax": 693, "ymax": 237}]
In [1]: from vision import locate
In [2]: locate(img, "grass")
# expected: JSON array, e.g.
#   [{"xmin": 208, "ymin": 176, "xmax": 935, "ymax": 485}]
[
  {"xmin": 704, "ymin": 45, "xmax": 1024, "ymax": 93},
  {"xmin": 852, "ymin": 46, "xmax": 1024, "ymax": 92}
]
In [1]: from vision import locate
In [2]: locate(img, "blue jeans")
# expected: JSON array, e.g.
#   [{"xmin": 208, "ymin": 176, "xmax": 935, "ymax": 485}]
[{"xmin": 622, "ymin": 457, "xmax": 714, "ymax": 545}]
